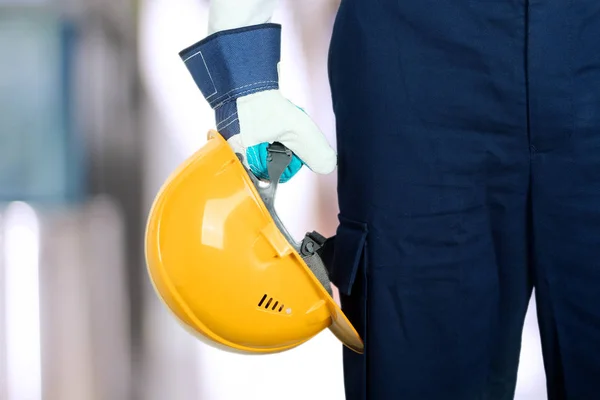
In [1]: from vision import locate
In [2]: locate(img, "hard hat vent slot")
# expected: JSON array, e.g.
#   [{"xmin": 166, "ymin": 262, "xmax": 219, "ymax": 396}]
[{"xmin": 258, "ymin": 294, "xmax": 285, "ymax": 313}]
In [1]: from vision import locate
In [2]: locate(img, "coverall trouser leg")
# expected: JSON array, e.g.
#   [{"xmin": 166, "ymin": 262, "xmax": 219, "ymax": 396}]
[{"xmin": 327, "ymin": 1, "xmax": 600, "ymax": 399}]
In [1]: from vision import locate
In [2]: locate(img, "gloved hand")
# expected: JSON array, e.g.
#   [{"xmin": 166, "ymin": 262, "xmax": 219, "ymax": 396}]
[{"xmin": 180, "ymin": 16, "xmax": 336, "ymax": 182}]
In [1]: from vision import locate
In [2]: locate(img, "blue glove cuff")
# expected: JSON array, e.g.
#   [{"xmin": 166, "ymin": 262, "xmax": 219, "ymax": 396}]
[{"xmin": 179, "ymin": 23, "xmax": 281, "ymax": 110}]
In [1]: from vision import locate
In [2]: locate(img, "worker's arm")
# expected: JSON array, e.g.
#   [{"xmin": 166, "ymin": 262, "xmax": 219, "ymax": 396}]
[
  {"xmin": 179, "ymin": 0, "xmax": 336, "ymax": 182},
  {"xmin": 208, "ymin": 0, "xmax": 279, "ymax": 34}
]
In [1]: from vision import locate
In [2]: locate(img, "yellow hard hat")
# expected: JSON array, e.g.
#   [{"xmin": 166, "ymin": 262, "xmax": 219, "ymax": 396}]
[{"xmin": 144, "ymin": 130, "xmax": 364, "ymax": 355}]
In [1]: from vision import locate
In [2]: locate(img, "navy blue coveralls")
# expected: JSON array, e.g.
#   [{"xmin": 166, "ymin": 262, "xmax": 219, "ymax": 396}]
[{"xmin": 327, "ymin": 1, "xmax": 600, "ymax": 399}]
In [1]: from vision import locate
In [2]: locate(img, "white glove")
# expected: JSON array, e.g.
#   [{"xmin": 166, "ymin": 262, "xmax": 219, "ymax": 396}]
[{"xmin": 180, "ymin": 1, "xmax": 337, "ymax": 182}]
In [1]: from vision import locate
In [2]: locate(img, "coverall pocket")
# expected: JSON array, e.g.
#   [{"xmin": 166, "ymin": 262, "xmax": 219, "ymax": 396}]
[{"xmin": 329, "ymin": 214, "xmax": 368, "ymax": 297}]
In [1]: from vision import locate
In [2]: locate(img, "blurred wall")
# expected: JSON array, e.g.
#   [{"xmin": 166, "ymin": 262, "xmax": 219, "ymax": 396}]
[{"xmin": 1, "ymin": 0, "xmax": 139, "ymax": 399}]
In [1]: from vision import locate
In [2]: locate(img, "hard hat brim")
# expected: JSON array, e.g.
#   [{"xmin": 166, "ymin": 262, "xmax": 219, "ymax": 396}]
[{"xmin": 328, "ymin": 299, "xmax": 365, "ymax": 354}]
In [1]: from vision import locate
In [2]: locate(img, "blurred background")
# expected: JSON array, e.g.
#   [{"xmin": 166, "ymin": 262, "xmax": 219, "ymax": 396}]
[{"xmin": 0, "ymin": 0, "xmax": 547, "ymax": 399}]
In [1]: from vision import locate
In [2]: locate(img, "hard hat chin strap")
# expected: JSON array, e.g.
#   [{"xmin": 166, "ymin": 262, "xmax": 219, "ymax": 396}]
[{"xmin": 247, "ymin": 143, "xmax": 335, "ymax": 297}]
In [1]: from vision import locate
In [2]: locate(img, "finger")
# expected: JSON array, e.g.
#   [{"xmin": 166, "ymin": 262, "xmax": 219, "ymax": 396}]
[{"xmin": 276, "ymin": 112, "xmax": 337, "ymax": 174}]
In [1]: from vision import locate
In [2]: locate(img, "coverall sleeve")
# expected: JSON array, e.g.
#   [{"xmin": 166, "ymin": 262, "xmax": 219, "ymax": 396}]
[{"xmin": 208, "ymin": 0, "xmax": 280, "ymax": 34}]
